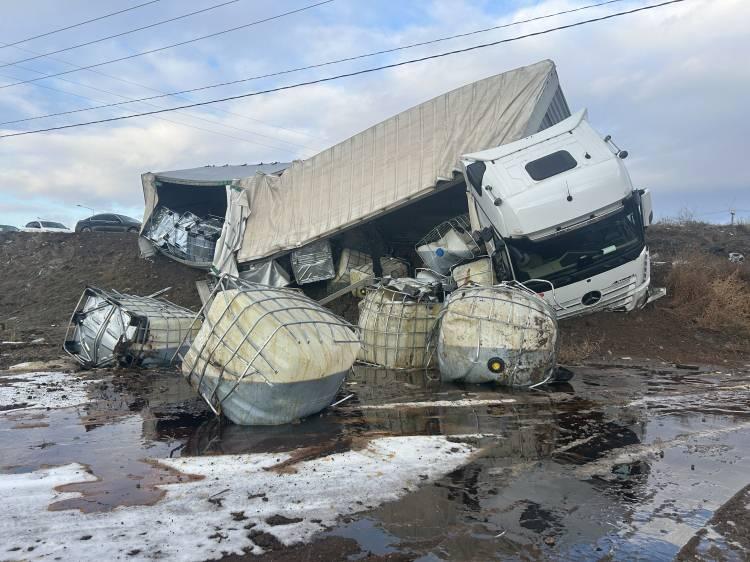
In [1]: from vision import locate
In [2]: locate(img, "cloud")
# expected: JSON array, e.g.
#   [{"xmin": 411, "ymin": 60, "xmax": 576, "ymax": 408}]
[{"xmin": 0, "ymin": 0, "xmax": 748, "ymax": 228}]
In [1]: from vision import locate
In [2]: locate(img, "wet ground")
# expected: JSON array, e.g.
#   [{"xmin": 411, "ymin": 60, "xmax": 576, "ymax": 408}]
[{"xmin": 2, "ymin": 361, "xmax": 750, "ymax": 561}]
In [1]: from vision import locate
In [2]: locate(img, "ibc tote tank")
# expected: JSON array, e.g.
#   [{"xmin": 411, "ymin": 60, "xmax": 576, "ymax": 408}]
[
  {"xmin": 182, "ymin": 284, "xmax": 360, "ymax": 425},
  {"xmin": 437, "ymin": 284, "xmax": 558, "ymax": 387}
]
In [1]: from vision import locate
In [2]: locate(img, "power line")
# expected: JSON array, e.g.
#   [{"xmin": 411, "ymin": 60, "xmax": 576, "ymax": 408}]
[
  {"xmin": 0, "ymin": 0, "xmax": 688, "ymax": 140},
  {"xmin": 0, "ymin": 1, "xmax": 162, "ymax": 49},
  {"xmin": 0, "ymin": 0, "xmax": 335, "ymax": 90},
  {"xmin": 0, "ymin": 0, "xmax": 241, "ymax": 68},
  {"xmin": 0, "ymin": 60, "xmax": 314, "ymax": 154},
  {"xmin": 0, "ymin": 73, "xmax": 303, "ymax": 153},
  {"xmin": 0, "ymin": 0, "xmax": 627, "ymax": 127},
  {"xmin": 0, "ymin": 5, "xmax": 328, "ymax": 149},
  {"xmin": 0, "ymin": 48, "xmax": 325, "ymax": 145},
  {"xmin": 0, "ymin": 0, "xmax": 329, "ymax": 145}
]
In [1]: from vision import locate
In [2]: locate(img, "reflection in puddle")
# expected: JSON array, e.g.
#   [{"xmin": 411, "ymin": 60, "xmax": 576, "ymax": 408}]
[{"xmin": 1, "ymin": 364, "xmax": 749, "ymax": 560}]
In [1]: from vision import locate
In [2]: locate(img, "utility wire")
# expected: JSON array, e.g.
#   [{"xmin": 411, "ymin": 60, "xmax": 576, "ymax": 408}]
[
  {"xmin": 0, "ymin": 1, "xmax": 162, "ymax": 49},
  {"xmin": 0, "ymin": 0, "xmax": 335, "ymax": 90},
  {"xmin": 0, "ymin": 0, "xmax": 627, "ymax": 127},
  {"xmin": 0, "ymin": 0, "xmax": 242, "ymax": 68},
  {"xmin": 0, "ymin": 60, "xmax": 314, "ymax": 153},
  {"xmin": 0, "ymin": 0, "xmax": 686, "ymax": 139},
  {"xmin": 0, "ymin": 48, "xmax": 324, "ymax": 145},
  {"xmin": 0, "ymin": 3, "xmax": 328, "ymax": 147},
  {"xmin": 0, "ymin": 69, "xmax": 303, "ymax": 153}
]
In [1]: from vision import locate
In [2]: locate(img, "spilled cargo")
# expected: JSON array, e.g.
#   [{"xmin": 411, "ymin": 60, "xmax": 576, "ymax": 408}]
[
  {"xmin": 357, "ymin": 280, "xmax": 443, "ymax": 370},
  {"xmin": 178, "ymin": 276, "xmax": 360, "ymax": 425},
  {"xmin": 436, "ymin": 283, "xmax": 558, "ymax": 387},
  {"xmin": 63, "ymin": 286, "xmax": 199, "ymax": 368},
  {"xmin": 141, "ymin": 207, "xmax": 223, "ymax": 267}
]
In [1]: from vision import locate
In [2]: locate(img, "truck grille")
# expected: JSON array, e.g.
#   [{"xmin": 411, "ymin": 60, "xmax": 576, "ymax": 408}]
[{"xmin": 553, "ymin": 275, "xmax": 637, "ymax": 319}]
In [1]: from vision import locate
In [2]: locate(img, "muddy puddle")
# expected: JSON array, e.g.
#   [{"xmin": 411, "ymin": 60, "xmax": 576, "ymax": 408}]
[{"xmin": 2, "ymin": 363, "xmax": 750, "ymax": 560}]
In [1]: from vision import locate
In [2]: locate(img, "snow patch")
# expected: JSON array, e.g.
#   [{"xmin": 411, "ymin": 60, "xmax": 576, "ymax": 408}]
[
  {"xmin": 0, "ymin": 371, "xmax": 93, "ymax": 412},
  {"xmin": 2, "ymin": 435, "xmax": 479, "ymax": 561}
]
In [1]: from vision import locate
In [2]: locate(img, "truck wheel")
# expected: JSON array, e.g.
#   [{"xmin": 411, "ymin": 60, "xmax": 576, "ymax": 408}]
[
  {"xmin": 127, "ymin": 227, "xmax": 138, "ymax": 233},
  {"xmin": 81, "ymin": 227, "xmax": 92, "ymax": 232}
]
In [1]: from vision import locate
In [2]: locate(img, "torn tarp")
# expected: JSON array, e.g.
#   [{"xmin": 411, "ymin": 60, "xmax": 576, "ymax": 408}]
[{"xmin": 212, "ymin": 186, "xmax": 251, "ymax": 276}]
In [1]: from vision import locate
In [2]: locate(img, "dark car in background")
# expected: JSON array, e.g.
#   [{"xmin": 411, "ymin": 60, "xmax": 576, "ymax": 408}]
[
  {"xmin": 75, "ymin": 214, "xmax": 142, "ymax": 233},
  {"xmin": 0, "ymin": 225, "xmax": 19, "ymax": 232}
]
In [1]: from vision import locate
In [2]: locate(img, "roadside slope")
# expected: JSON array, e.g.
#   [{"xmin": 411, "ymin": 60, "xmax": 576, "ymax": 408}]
[{"xmin": 0, "ymin": 232, "xmax": 204, "ymax": 367}]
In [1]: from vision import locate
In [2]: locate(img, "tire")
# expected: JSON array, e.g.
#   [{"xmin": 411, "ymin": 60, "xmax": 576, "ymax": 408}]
[
  {"xmin": 81, "ymin": 227, "xmax": 92, "ymax": 233},
  {"xmin": 127, "ymin": 227, "xmax": 139, "ymax": 233}
]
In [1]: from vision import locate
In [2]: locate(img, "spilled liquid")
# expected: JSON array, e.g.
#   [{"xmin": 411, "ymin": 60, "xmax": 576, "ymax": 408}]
[{"xmin": 1, "ymin": 363, "xmax": 750, "ymax": 560}]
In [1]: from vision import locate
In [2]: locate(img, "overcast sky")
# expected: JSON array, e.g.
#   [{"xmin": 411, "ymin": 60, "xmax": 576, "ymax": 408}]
[{"xmin": 0, "ymin": 0, "xmax": 747, "ymax": 228}]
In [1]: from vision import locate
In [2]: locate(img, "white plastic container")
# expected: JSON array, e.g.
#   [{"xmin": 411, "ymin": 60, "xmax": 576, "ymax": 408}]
[
  {"xmin": 182, "ymin": 284, "xmax": 360, "ymax": 425},
  {"xmin": 451, "ymin": 258, "xmax": 496, "ymax": 288},
  {"xmin": 437, "ymin": 284, "xmax": 558, "ymax": 387},
  {"xmin": 416, "ymin": 215, "xmax": 478, "ymax": 274},
  {"xmin": 357, "ymin": 287, "xmax": 441, "ymax": 369}
]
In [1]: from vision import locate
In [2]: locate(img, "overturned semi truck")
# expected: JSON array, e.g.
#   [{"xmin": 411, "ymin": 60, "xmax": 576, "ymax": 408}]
[{"xmin": 140, "ymin": 59, "xmax": 656, "ymax": 319}]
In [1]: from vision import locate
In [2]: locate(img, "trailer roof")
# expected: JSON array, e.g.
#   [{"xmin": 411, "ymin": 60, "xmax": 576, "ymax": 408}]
[
  {"xmin": 233, "ymin": 59, "xmax": 571, "ymax": 264},
  {"xmin": 153, "ymin": 163, "xmax": 290, "ymax": 185}
]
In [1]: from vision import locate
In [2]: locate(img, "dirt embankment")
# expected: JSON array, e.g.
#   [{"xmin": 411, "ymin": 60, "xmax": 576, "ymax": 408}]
[
  {"xmin": 1, "ymin": 224, "xmax": 749, "ymax": 369},
  {"xmin": 560, "ymin": 223, "xmax": 750, "ymax": 365},
  {"xmin": 0, "ymin": 232, "xmax": 204, "ymax": 367}
]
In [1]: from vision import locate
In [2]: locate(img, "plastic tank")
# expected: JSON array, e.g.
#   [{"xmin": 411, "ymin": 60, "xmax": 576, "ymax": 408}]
[
  {"xmin": 437, "ymin": 284, "xmax": 558, "ymax": 386},
  {"xmin": 181, "ymin": 283, "xmax": 360, "ymax": 425},
  {"xmin": 357, "ymin": 287, "xmax": 441, "ymax": 369}
]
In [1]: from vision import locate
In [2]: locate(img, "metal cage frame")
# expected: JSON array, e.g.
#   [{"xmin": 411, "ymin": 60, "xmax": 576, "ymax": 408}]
[
  {"xmin": 64, "ymin": 286, "xmax": 197, "ymax": 368},
  {"xmin": 434, "ymin": 281, "xmax": 558, "ymax": 388},
  {"xmin": 357, "ymin": 285, "xmax": 442, "ymax": 370},
  {"xmin": 175, "ymin": 275, "xmax": 360, "ymax": 416}
]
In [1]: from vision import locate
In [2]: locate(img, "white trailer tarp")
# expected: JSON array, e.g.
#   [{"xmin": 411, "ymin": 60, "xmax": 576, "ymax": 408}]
[{"xmin": 231, "ymin": 60, "xmax": 569, "ymax": 265}]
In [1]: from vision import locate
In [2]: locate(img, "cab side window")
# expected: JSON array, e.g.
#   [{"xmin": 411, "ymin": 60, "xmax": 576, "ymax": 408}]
[{"xmin": 465, "ymin": 161, "xmax": 486, "ymax": 196}]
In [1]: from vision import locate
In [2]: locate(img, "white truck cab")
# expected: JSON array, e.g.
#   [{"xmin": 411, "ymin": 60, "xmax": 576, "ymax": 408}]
[{"xmin": 462, "ymin": 110, "xmax": 653, "ymax": 318}]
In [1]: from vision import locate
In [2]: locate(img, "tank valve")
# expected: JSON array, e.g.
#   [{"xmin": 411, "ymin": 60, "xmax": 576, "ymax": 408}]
[{"xmin": 487, "ymin": 357, "xmax": 505, "ymax": 373}]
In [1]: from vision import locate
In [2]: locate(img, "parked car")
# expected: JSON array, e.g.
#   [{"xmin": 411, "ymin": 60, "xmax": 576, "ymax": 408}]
[
  {"xmin": 23, "ymin": 221, "xmax": 71, "ymax": 233},
  {"xmin": 0, "ymin": 225, "xmax": 19, "ymax": 232},
  {"xmin": 75, "ymin": 214, "xmax": 142, "ymax": 233}
]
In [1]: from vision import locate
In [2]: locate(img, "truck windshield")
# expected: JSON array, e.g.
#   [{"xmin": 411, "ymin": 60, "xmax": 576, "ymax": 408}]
[{"xmin": 506, "ymin": 197, "xmax": 644, "ymax": 290}]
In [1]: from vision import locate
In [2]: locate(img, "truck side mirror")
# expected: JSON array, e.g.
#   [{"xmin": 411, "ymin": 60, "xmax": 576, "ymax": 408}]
[{"xmin": 640, "ymin": 189, "xmax": 653, "ymax": 227}]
